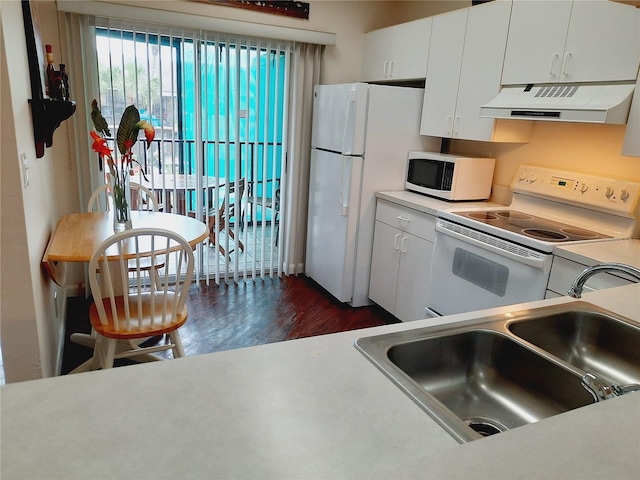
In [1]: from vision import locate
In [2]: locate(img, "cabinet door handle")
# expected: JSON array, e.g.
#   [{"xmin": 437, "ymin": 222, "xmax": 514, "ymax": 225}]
[
  {"xmin": 561, "ymin": 52, "xmax": 572, "ymax": 77},
  {"xmin": 445, "ymin": 116, "xmax": 452, "ymax": 135},
  {"xmin": 388, "ymin": 60, "xmax": 394, "ymax": 78},
  {"xmin": 397, "ymin": 215, "xmax": 410, "ymax": 222},
  {"xmin": 400, "ymin": 235, "xmax": 407, "ymax": 253},
  {"xmin": 549, "ymin": 53, "xmax": 560, "ymax": 77},
  {"xmin": 453, "ymin": 116, "xmax": 460, "ymax": 136},
  {"xmin": 393, "ymin": 233, "xmax": 400, "ymax": 250}
]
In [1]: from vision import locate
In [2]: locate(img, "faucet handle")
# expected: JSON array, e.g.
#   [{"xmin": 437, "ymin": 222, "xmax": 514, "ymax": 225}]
[{"xmin": 581, "ymin": 373, "xmax": 616, "ymax": 401}]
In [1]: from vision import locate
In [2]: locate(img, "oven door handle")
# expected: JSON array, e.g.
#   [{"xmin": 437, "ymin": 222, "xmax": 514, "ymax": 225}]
[{"xmin": 435, "ymin": 222, "xmax": 553, "ymax": 272}]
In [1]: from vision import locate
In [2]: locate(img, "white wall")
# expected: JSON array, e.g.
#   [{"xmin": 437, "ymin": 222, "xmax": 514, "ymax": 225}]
[
  {"xmin": 451, "ymin": 121, "xmax": 640, "ymax": 205},
  {"xmin": 1, "ymin": 0, "xmax": 68, "ymax": 383}
]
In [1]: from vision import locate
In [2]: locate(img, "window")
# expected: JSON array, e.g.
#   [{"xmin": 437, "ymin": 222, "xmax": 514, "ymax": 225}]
[{"xmin": 94, "ymin": 21, "xmax": 289, "ymax": 282}]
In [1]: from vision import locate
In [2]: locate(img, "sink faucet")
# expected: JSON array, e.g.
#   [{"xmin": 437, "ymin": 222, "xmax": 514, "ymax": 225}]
[
  {"xmin": 581, "ymin": 373, "xmax": 640, "ymax": 402},
  {"xmin": 567, "ymin": 262, "xmax": 640, "ymax": 298}
]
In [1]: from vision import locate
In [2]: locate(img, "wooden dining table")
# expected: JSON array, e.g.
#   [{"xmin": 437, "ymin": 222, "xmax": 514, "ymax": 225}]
[
  {"xmin": 42, "ymin": 211, "xmax": 208, "ymax": 373},
  {"xmin": 42, "ymin": 211, "xmax": 207, "ymax": 284}
]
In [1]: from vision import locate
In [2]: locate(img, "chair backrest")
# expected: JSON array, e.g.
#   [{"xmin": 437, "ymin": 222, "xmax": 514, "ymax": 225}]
[
  {"xmin": 87, "ymin": 183, "xmax": 112, "ymax": 212},
  {"xmin": 227, "ymin": 178, "xmax": 245, "ymax": 219},
  {"xmin": 88, "ymin": 228, "xmax": 195, "ymax": 334},
  {"xmin": 88, "ymin": 182, "xmax": 159, "ymax": 213}
]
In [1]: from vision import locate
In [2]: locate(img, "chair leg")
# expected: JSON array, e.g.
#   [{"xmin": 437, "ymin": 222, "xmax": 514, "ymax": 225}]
[
  {"xmin": 103, "ymin": 338, "xmax": 117, "ymax": 369},
  {"xmin": 91, "ymin": 335, "xmax": 104, "ymax": 371},
  {"xmin": 92, "ymin": 335, "xmax": 117, "ymax": 370},
  {"xmin": 227, "ymin": 228, "xmax": 244, "ymax": 252},
  {"xmin": 169, "ymin": 330, "xmax": 185, "ymax": 358}
]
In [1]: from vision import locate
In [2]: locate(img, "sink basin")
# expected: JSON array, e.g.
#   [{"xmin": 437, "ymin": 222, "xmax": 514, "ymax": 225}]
[
  {"xmin": 387, "ymin": 330, "xmax": 593, "ymax": 438},
  {"xmin": 355, "ymin": 301, "xmax": 639, "ymax": 443},
  {"xmin": 508, "ymin": 307, "xmax": 640, "ymax": 385}
]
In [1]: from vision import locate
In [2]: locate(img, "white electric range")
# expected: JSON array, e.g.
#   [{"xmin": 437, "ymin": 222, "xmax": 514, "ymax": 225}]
[{"xmin": 426, "ymin": 165, "xmax": 640, "ymax": 316}]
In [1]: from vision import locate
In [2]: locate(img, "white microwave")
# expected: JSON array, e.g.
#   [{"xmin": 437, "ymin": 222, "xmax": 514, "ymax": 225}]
[{"xmin": 405, "ymin": 151, "xmax": 496, "ymax": 201}]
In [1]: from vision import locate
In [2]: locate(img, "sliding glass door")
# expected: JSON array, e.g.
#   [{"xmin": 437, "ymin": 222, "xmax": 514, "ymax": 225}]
[{"xmin": 93, "ymin": 20, "xmax": 289, "ymax": 282}]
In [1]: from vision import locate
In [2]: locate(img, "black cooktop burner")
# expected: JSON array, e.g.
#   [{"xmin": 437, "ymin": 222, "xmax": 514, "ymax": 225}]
[
  {"xmin": 452, "ymin": 209, "xmax": 611, "ymax": 243},
  {"xmin": 522, "ymin": 228, "xmax": 569, "ymax": 241},
  {"xmin": 495, "ymin": 211, "xmax": 534, "ymax": 220}
]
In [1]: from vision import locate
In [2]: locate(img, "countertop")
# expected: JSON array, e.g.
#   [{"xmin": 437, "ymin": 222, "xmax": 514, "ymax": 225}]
[
  {"xmin": 376, "ymin": 190, "xmax": 504, "ymax": 216},
  {"xmin": 554, "ymin": 238, "xmax": 640, "ymax": 268},
  {"xmin": 1, "ymin": 285, "xmax": 639, "ymax": 479}
]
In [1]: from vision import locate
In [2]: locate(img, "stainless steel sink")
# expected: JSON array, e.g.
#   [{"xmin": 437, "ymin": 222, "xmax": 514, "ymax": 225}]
[
  {"xmin": 355, "ymin": 301, "xmax": 639, "ymax": 443},
  {"xmin": 508, "ymin": 309, "xmax": 640, "ymax": 386}
]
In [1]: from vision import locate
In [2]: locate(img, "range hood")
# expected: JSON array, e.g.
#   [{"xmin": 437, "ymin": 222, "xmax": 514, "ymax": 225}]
[{"xmin": 480, "ymin": 83, "xmax": 636, "ymax": 124}]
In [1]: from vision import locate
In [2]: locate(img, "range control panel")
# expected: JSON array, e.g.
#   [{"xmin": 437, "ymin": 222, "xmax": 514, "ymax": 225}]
[{"xmin": 511, "ymin": 165, "xmax": 640, "ymax": 216}]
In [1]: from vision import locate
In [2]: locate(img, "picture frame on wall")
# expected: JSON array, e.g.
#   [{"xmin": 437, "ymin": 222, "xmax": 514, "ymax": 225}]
[
  {"xmin": 193, "ymin": 0, "xmax": 310, "ymax": 20},
  {"xmin": 21, "ymin": 0, "xmax": 46, "ymax": 100}
]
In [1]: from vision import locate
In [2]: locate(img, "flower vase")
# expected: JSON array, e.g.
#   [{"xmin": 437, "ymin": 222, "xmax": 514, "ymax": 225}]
[{"xmin": 111, "ymin": 171, "xmax": 132, "ymax": 232}]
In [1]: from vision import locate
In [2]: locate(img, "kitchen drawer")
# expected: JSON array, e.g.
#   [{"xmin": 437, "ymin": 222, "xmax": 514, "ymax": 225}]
[
  {"xmin": 375, "ymin": 199, "xmax": 436, "ymax": 241},
  {"xmin": 548, "ymin": 256, "xmax": 634, "ymax": 295}
]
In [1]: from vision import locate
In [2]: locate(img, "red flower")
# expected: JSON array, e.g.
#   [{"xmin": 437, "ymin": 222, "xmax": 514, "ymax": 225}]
[
  {"xmin": 90, "ymin": 130, "xmax": 111, "ymax": 158},
  {"xmin": 137, "ymin": 120, "xmax": 156, "ymax": 148}
]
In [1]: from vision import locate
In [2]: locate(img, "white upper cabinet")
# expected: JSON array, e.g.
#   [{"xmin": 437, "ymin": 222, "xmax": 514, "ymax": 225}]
[
  {"xmin": 502, "ymin": 0, "xmax": 640, "ymax": 85},
  {"xmin": 420, "ymin": 0, "xmax": 517, "ymax": 141},
  {"xmin": 361, "ymin": 18, "xmax": 432, "ymax": 83},
  {"xmin": 420, "ymin": 8, "xmax": 467, "ymax": 138}
]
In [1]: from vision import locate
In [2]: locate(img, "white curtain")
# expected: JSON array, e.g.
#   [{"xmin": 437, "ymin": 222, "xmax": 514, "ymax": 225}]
[
  {"xmin": 58, "ymin": 12, "xmax": 100, "ymax": 211},
  {"xmin": 282, "ymin": 42, "xmax": 321, "ymax": 276},
  {"xmin": 59, "ymin": 12, "xmax": 322, "ymax": 284}
]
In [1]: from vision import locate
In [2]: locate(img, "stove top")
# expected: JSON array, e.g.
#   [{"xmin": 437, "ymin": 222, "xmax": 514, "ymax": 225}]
[
  {"xmin": 436, "ymin": 165, "xmax": 639, "ymax": 253},
  {"xmin": 452, "ymin": 209, "xmax": 611, "ymax": 243}
]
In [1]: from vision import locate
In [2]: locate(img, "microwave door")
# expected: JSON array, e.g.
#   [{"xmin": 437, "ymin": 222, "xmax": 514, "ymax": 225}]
[{"xmin": 410, "ymin": 159, "xmax": 445, "ymax": 190}]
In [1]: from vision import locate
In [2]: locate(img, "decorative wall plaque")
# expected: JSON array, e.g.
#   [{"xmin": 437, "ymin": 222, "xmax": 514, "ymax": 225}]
[{"xmin": 195, "ymin": 1, "xmax": 310, "ymax": 19}]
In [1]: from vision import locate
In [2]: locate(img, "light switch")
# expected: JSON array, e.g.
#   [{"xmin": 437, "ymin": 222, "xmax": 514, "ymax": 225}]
[{"xmin": 20, "ymin": 153, "xmax": 29, "ymax": 188}]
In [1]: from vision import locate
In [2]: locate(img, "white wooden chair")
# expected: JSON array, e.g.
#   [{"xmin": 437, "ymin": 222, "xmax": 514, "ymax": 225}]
[
  {"xmin": 87, "ymin": 181, "xmax": 160, "ymax": 213},
  {"xmin": 87, "ymin": 228, "xmax": 194, "ymax": 369},
  {"xmin": 88, "ymin": 182, "xmax": 164, "ymax": 287}
]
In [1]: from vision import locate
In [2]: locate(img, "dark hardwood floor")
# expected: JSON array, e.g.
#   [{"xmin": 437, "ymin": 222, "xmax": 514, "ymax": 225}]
[{"xmin": 61, "ymin": 275, "xmax": 399, "ymax": 374}]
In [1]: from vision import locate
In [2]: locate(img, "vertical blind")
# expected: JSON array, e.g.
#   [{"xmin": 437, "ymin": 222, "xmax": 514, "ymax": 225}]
[{"xmin": 93, "ymin": 18, "xmax": 289, "ymax": 284}]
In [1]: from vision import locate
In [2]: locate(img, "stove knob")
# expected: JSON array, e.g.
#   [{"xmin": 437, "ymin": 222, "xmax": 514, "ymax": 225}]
[
  {"xmin": 528, "ymin": 174, "xmax": 538, "ymax": 183},
  {"xmin": 620, "ymin": 189, "xmax": 630, "ymax": 201},
  {"xmin": 519, "ymin": 171, "xmax": 528, "ymax": 181},
  {"xmin": 580, "ymin": 182, "xmax": 589, "ymax": 193},
  {"xmin": 605, "ymin": 186, "xmax": 615, "ymax": 198}
]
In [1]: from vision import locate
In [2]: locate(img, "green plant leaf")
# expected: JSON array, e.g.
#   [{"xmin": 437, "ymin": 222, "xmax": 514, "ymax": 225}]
[{"xmin": 116, "ymin": 105, "xmax": 141, "ymax": 154}]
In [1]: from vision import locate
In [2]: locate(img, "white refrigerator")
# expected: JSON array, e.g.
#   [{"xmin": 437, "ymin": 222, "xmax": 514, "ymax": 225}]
[{"xmin": 305, "ymin": 82, "xmax": 440, "ymax": 307}]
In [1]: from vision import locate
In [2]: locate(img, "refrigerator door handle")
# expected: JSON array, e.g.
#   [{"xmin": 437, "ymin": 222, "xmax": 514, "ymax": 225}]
[
  {"xmin": 341, "ymin": 88, "xmax": 358, "ymax": 155},
  {"xmin": 340, "ymin": 157, "xmax": 352, "ymax": 216}
]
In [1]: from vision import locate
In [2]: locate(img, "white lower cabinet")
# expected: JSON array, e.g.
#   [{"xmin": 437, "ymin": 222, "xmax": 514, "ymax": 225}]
[{"xmin": 369, "ymin": 199, "xmax": 435, "ymax": 321}]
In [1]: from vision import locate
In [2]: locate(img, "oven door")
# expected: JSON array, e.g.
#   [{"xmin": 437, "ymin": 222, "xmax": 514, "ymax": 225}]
[{"xmin": 426, "ymin": 220, "xmax": 553, "ymax": 316}]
